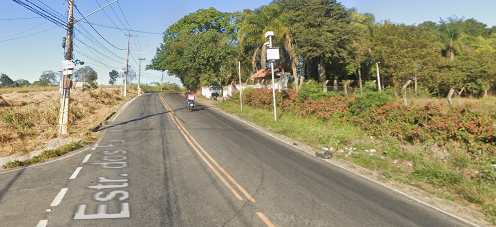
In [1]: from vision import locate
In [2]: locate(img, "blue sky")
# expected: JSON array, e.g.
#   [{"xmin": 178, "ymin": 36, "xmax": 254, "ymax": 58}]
[{"xmin": 1, "ymin": 0, "xmax": 495, "ymax": 86}]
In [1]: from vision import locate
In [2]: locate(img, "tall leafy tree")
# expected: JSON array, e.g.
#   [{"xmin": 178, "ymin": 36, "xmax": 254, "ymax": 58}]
[
  {"xmin": 149, "ymin": 8, "xmax": 238, "ymax": 90},
  {"xmin": 278, "ymin": 0, "xmax": 353, "ymax": 87},
  {"xmin": 74, "ymin": 66, "xmax": 98, "ymax": 89},
  {"xmin": 0, "ymin": 74, "xmax": 14, "ymax": 87},
  {"xmin": 37, "ymin": 70, "xmax": 58, "ymax": 86},
  {"xmin": 15, "ymin": 79, "xmax": 31, "ymax": 87},
  {"xmin": 372, "ymin": 23, "xmax": 439, "ymax": 93},
  {"xmin": 439, "ymin": 17, "xmax": 464, "ymax": 61}
]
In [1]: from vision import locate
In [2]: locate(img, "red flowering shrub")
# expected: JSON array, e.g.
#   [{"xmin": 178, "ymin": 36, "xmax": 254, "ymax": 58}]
[{"xmin": 233, "ymin": 88, "xmax": 495, "ymax": 157}]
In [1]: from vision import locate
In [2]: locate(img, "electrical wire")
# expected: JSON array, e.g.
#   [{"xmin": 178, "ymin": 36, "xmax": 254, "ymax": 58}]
[
  {"xmin": 0, "ymin": 26, "xmax": 58, "ymax": 42},
  {"xmin": 0, "ymin": 16, "xmax": 42, "ymax": 20},
  {"xmin": 74, "ymin": 4, "xmax": 126, "ymax": 50},
  {"xmin": 78, "ymin": 22, "xmax": 162, "ymax": 35}
]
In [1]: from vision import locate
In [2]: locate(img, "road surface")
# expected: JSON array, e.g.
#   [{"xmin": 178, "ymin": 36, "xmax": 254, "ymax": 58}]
[{"xmin": 0, "ymin": 93, "xmax": 479, "ymax": 227}]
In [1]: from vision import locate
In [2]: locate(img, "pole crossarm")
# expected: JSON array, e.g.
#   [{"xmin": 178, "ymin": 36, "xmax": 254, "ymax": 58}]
[{"xmin": 74, "ymin": 0, "xmax": 120, "ymax": 23}]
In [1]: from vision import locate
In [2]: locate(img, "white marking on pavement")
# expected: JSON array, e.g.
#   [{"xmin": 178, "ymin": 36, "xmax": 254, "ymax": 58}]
[
  {"xmin": 51, "ymin": 188, "xmax": 68, "ymax": 206},
  {"xmin": 70, "ymin": 167, "xmax": 82, "ymax": 180},
  {"xmin": 82, "ymin": 154, "xmax": 92, "ymax": 163},
  {"xmin": 0, "ymin": 147, "xmax": 90, "ymax": 175},
  {"xmin": 36, "ymin": 220, "xmax": 48, "ymax": 227}
]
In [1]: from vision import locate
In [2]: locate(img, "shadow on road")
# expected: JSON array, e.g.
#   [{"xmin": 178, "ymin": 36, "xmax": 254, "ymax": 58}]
[
  {"xmin": 98, "ymin": 111, "xmax": 169, "ymax": 131},
  {"xmin": 0, "ymin": 168, "xmax": 25, "ymax": 204}
]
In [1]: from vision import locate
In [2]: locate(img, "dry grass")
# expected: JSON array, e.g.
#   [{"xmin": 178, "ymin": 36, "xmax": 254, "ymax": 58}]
[{"xmin": 0, "ymin": 87, "xmax": 135, "ymax": 157}]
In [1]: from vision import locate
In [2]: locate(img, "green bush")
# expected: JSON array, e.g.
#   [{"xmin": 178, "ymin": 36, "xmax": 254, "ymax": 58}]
[
  {"xmin": 349, "ymin": 91, "xmax": 393, "ymax": 115},
  {"xmin": 298, "ymin": 81, "xmax": 329, "ymax": 101}
]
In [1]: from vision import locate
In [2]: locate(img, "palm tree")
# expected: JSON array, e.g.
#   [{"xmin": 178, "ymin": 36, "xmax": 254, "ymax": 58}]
[
  {"xmin": 238, "ymin": 4, "xmax": 301, "ymax": 89},
  {"xmin": 439, "ymin": 17, "xmax": 464, "ymax": 61}
]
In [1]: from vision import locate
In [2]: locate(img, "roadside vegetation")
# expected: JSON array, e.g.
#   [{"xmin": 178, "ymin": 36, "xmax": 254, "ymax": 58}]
[
  {"xmin": 0, "ymin": 87, "xmax": 135, "ymax": 163},
  {"xmin": 144, "ymin": 0, "xmax": 496, "ymax": 223},
  {"xmin": 218, "ymin": 85, "xmax": 496, "ymax": 224},
  {"xmin": 2, "ymin": 141, "xmax": 83, "ymax": 169}
]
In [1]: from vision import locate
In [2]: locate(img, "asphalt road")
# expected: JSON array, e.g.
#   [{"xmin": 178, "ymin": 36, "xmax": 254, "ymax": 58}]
[{"xmin": 0, "ymin": 93, "xmax": 481, "ymax": 227}]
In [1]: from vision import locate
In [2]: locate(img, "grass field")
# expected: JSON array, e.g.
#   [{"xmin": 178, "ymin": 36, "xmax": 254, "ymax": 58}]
[{"xmin": 0, "ymin": 86, "xmax": 58, "ymax": 94}]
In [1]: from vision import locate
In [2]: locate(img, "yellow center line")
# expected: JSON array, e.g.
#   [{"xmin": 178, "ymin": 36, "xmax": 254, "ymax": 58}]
[
  {"xmin": 257, "ymin": 212, "xmax": 276, "ymax": 227},
  {"xmin": 160, "ymin": 94, "xmax": 276, "ymax": 227},
  {"xmin": 159, "ymin": 95, "xmax": 243, "ymax": 201}
]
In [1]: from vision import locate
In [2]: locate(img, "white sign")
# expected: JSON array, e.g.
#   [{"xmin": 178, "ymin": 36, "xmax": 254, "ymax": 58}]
[
  {"xmin": 267, "ymin": 48, "xmax": 280, "ymax": 62},
  {"xmin": 62, "ymin": 60, "xmax": 75, "ymax": 70}
]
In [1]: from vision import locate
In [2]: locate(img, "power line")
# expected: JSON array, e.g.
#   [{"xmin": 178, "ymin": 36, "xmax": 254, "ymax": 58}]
[
  {"xmin": 95, "ymin": 0, "xmax": 125, "ymax": 34},
  {"xmin": 12, "ymin": 0, "xmax": 67, "ymax": 28},
  {"xmin": 0, "ymin": 26, "xmax": 58, "ymax": 42},
  {"xmin": 74, "ymin": 4, "xmax": 126, "ymax": 50},
  {"xmin": 78, "ymin": 22, "xmax": 163, "ymax": 35},
  {"xmin": 0, "ymin": 16, "xmax": 42, "ymax": 20}
]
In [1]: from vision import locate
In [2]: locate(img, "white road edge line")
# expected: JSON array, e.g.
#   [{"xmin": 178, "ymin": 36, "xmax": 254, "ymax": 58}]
[
  {"xmin": 210, "ymin": 101, "xmax": 481, "ymax": 227},
  {"xmin": 82, "ymin": 154, "xmax": 91, "ymax": 163},
  {"xmin": 0, "ymin": 147, "xmax": 90, "ymax": 175},
  {"xmin": 51, "ymin": 188, "xmax": 68, "ymax": 207},
  {"xmin": 36, "ymin": 220, "xmax": 48, "ymax": 227},
  {"xmin": 69, "ymin": 167, "xmax": 82, "ymax": 180}
]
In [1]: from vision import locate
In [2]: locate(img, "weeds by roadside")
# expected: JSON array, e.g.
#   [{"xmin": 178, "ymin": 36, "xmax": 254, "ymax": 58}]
[
  {"xmin": 218, "ymin": 89, "xmax": 496, "ymax": 224},
  {"xmin": 2, "ymin": 141, "xmax": 83, "ymax": 169}
]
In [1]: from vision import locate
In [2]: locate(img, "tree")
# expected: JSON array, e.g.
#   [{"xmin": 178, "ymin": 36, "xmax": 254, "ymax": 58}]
[
  {"xmin": 36, "ymin": 70, "xmax": 58, "ymax": 86},
  {"xmin": 439, "ymin": 17, "xmax": 464, "ymax": 61},
  {"xmin": 108, "ymin": 70, "xmax": 119, "ymax": 85},
  {"xmin": 238, "ymin": 4, "xmax": 301, "ymax": 89},
  {"xmin": 347, "ymin": 10, "xmax": 373, "ymax": 92},
  {"xmin": 15, "ymin": 79, "xmax": 31, "ymax": 87},
  {"xmin": 74, "ymin": 66, "xmax": 98, "ymax": 89},
  {"xmin": 371, "ymin": 23, "xmax": 439, "ymax": 93},
  {"xmin": 149, "ymin": 8, "xmax": 238, "ymax": 90},
  {"xmin": 278, "ymin": 0, "xmax": 354, "ymax": 88},
  {"xmin": 0, "ymin": 74, "xmax": 14, "ymax": 87}
]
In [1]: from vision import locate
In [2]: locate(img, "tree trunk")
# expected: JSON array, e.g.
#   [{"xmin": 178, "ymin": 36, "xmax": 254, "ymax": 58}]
[
  {"xmin": 252, "ymin": 46, "xmax": 261, "ymax": 73},
  {"xmin": 261, "ymin": 45, "xmax": 267, "ymax": 70},
  {"xmin": 449, "ymin": 39, "xmax": 455, "ymax": 61},
  {"xmin": 484, "ymin": 89, "xmax": 489, "ymax": 98},
  {"xmin": 318, "ymin": 57, "xmax": 325, "ymax": 84},
  {"xmin": 358, "ymin": 68, "xmax": 363, "ymax": 93},
  {"xmin": 402, "ymin": 80, "xmax": 412, "ymax": 106},
  {"xmin": 284, "ymin": 34, "xmax": 299, "ymax": 91}
]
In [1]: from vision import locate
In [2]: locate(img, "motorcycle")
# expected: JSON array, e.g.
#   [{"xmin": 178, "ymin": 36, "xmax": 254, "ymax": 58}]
[{"xmin": 188, "ymin": 100, "xmax": 195, "ymax": 111}]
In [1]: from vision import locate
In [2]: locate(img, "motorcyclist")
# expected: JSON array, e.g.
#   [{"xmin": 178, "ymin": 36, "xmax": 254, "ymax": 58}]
[{"xmin": 186, "ymin": 90, "xmax": 195, "ymax": 107}]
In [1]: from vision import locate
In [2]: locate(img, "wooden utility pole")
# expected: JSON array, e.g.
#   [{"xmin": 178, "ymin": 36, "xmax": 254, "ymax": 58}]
[
  {"xmin": 58, "ymin": 0, "xmax": 121, "ymax": 134},
  {"xmin": 58, "ymin": 0, "xmax": 75, "ymax": 135}
]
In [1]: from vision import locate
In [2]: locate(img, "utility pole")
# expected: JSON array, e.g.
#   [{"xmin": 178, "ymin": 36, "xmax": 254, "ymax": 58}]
[
  {"xmin": 124, "ymin": 34, "xmax": 132, "ymax": 97},
  {"xmin": 58, "ymin": 0, "xmax": 75, "ymax": 135},
  {"xmin": 58, "ymin": 0, "xmax": 120, "ymax": 135},
  {"xmin": 138, "ymin": 58, "xmax": 145, "ymax": 96}
]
